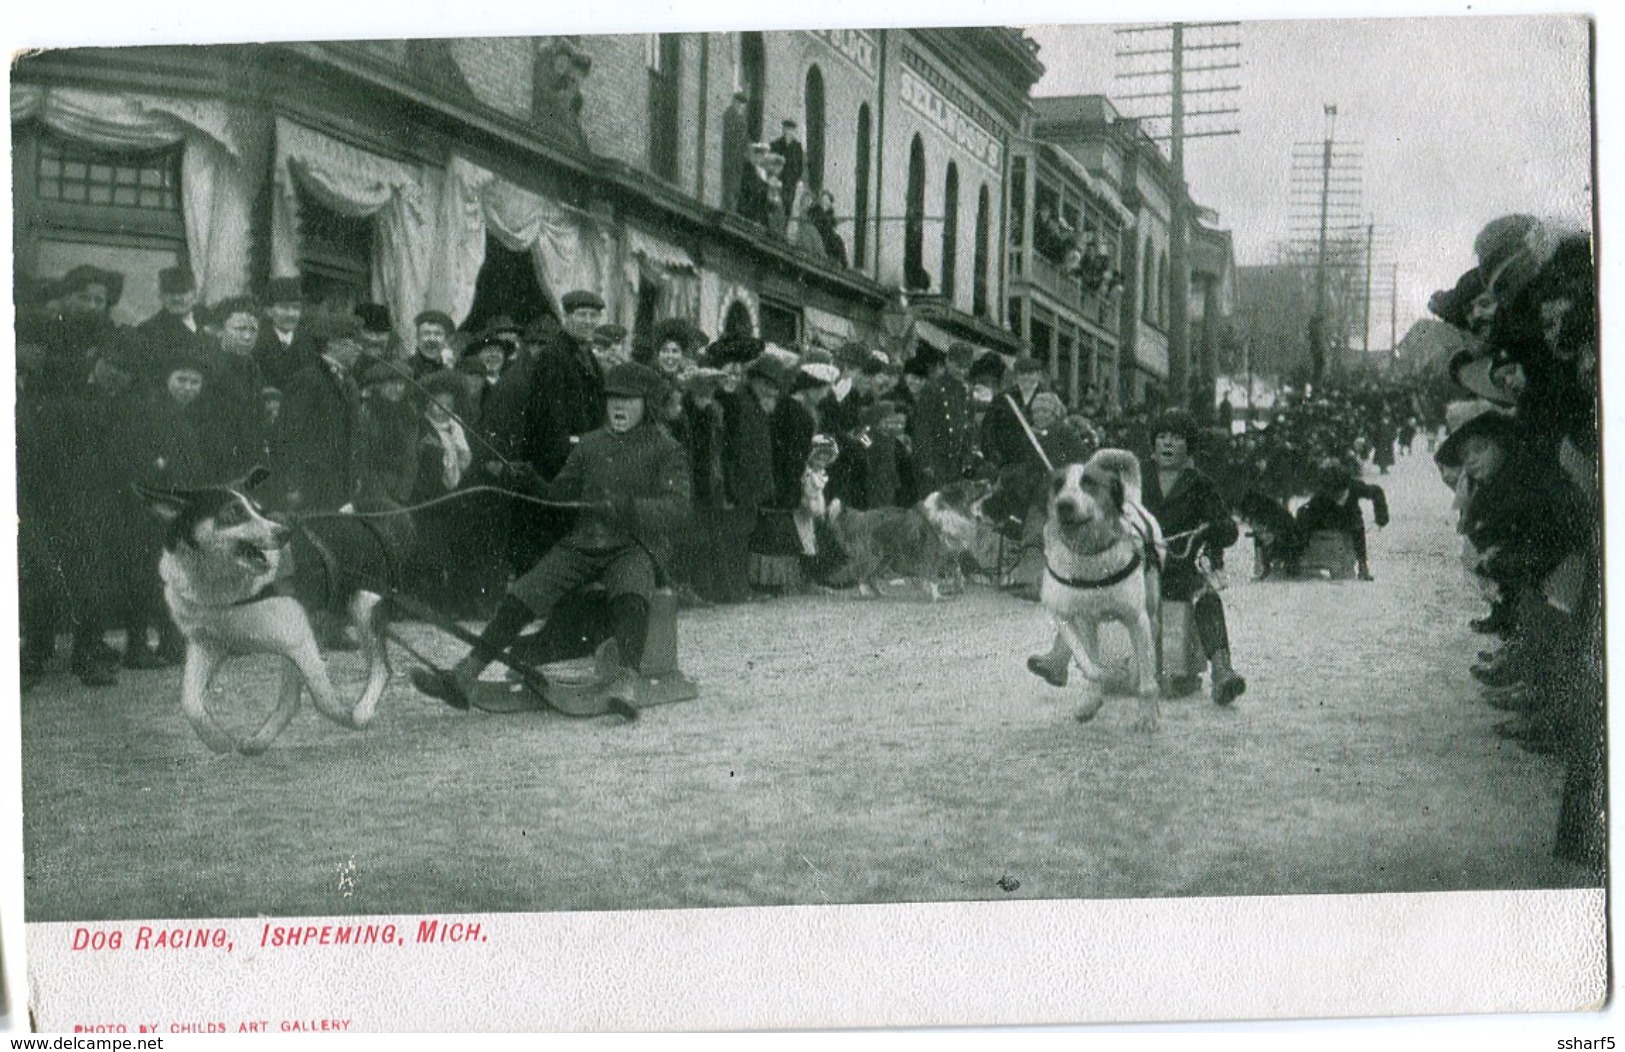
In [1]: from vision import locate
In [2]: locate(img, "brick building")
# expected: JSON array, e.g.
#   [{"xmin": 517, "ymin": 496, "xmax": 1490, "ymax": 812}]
[{"xmin": 12, "ymin": 29, "xmax": 1042, "ymax": 359}]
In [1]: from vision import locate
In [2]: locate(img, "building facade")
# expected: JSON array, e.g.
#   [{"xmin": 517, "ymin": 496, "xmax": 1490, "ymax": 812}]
[{"xmin": 12, "ymin": 29, "xmax": 1042, "ymax": 362}]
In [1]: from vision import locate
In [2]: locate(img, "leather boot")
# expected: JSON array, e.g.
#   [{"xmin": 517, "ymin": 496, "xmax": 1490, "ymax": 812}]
[{"xmin": 1209, "ymin": 647, "xmax": 1247, "ymax": 706}]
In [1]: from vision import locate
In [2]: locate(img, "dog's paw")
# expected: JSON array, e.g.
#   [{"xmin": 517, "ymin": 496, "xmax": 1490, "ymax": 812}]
[
  {"xmin": 1027, "ymin": 655, "xmax": 1069, "ymax": 688},
  {"xmin": 238, "ymin": 737, "xmax": 271, "ymax": 757},
  {"xmin": 1073, "ymin": 697, "xmax": 1105, "ymax": 723}
]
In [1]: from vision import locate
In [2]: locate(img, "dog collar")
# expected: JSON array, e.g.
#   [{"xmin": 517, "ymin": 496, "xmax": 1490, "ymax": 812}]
[{"xmin": 1046, "ymin": 550, "xmax": 1142, "ymax": 590}]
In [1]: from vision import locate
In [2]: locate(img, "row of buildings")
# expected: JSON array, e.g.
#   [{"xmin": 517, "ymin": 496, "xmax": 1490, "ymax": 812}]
[{"xmin": 13, "ymin": 27, "xmax": 1237, "ymax": 413}]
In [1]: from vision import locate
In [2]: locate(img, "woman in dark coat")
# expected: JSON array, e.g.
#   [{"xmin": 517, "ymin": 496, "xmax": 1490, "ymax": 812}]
[{"xmin": 745, "ymin": 357, "xmax": 815, "ymax": 593}]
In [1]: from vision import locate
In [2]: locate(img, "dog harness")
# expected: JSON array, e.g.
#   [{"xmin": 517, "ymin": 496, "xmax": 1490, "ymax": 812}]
[{"xmin": 1045, "ymin": 549, "xmax": 1142, "ymax": 590}]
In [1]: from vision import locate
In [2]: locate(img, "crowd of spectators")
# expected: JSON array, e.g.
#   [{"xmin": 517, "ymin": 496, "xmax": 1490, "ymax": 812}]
[
  {"xmin": 16, "ymin": 214, "xmax": 1603, "ymax": 878},
  {"xmin": 1421, "ymin": 214, "xmax": 1601, "ymax": 873}
]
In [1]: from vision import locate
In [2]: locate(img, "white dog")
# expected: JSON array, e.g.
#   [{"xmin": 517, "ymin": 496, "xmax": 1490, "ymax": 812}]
[
  {"xmin": 138, "ymin": 470, "xmax": 403, "ymax": 755},
  {"xmin": 1025, "ymin": 450, "xmax": 1164, "ymax": 730}
]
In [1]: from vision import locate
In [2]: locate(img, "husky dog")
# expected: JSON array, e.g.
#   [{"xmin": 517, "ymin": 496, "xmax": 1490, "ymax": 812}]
[
  {"xmin": 1025, "ymin": 450, "xmax": 1164, "ymax": 730},
  {"xmin": 137, "ymin": 469, "xmax": 409, "ymax": 755}
]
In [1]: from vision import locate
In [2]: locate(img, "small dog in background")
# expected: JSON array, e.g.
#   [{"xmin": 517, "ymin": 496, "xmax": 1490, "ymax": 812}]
[
  {"xmin": 1234, "ymin": 490, "xmax": 1302, "ymax": 579},
  {"xmin": 138, "ymin": 469, "xmax": 409, "ymax": 755},
  {"xmin": 826, "ymin": 478, "xmax": 994, "ymax": 600}
]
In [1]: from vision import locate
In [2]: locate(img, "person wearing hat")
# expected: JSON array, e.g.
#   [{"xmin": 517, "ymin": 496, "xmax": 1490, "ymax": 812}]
[
  {"xmin": 352, "ymin": 303, "xmax": 395, "ymax": 361},
  {"xmin": 481, "ymin": 314, "xmax": 524, "ymax": 361},
  {"xmin": 1293, "ymin": 457, "xmax": 1389, "ymax": 582},
  {"xmin": 738, "ymin": 142, "xmax": 774, "ymax": 226},
  {"xmin": 270, "ymin": 312, "xmax": 367, "ymax": 514},
  {"xmin": 480, "ymin": 290, "xmax": 610, "ymax": 569},
  {"xmin": 411, "ymin": 310, "xmax": 457, "ymax": 378},
  {"xmin": 769, "ymin": 118, "xmax": 804, "ymax": 217},
  {"xmin": 981, "ymin": 355, "xmax": 1052, "ymax": 477},
  {"xmin": 1143, "ymin": 408, "xmax": 1247, "ymax": 705},
  {"xmin": 134, "ymin": 265, "xmax": 209, "ymax": 387},
  {"xmin": 253, "ymin": 275, "xmax": 320, "ymax": 390},
  {"xmin": 355, "ymin": 359, "xmax": 420, "ymax": 504},
  {"xmin": 592, "ymin": 323, "xmax": 631, "ymax": 369},
  {"xmin": 112, "ymin": 349, "xmax": 214, "ymax": 672},
  {"xmin": 910, "ymin": 342, "xmax": 977, "ymax": 495},
  {"xmin": 197, "ymin": 296, "xmax": 270, "ymax": 483},
  {"xmin": 414, "ymin": 361, "xmax": 691, "ymax": 710}
]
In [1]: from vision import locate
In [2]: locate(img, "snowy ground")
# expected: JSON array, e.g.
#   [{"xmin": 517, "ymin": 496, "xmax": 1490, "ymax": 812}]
[{"xmin": 19, "ymin": 444, "xmax": 1590, "ymax": 922}]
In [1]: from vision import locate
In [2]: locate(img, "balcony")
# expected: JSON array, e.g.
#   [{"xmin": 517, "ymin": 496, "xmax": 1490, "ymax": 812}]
[{"xmin": 1028, "ymin": 250, "xmax": 1085, "ymax": 310}]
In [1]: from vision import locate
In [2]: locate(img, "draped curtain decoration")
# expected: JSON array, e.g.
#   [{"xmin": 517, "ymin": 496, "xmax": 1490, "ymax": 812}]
[
  {"xmin": 271, "ymin": 118, "xmax": 432, "ymax": 345},
  {"xmin": 429, "ymin": 156, "xmax": 610, "ymax": 324},
  {"xmin": 12, "ymin": 83, "xmax": 255, "ymax": 302},
  {"xmin": 623, "ymin": 228, "xmax": 700, "ymax": 327}
]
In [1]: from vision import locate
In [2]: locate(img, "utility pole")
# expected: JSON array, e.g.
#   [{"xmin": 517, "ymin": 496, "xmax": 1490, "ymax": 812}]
[
  {"xmin": 1362, "ymin": 218, "xmax": 1375, "ymax": 356},
  {"xmin": 1311, "ymin": 105, "xmax": 1335, "ymax": 387},
  {"xmin": 1287, "ymin": 107, "xmax": 1362, "ymax": 387},
  {"xmin": 1389, "ymin": 261, "xmax": 1398, "ymax": 364},
  {"xmin": 1115, "ymin": 22, "xmax": 1240, "ymax": 414}
]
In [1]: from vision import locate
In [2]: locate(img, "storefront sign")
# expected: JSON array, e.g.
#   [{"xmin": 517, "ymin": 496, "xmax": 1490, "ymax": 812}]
[
  {"xmin": 898, "ymin": 67, "xmax": 1002, "ymax": 172},
  {"xmin": 810, "ymin": 29, "xmax": 877, "ymax": 79}
]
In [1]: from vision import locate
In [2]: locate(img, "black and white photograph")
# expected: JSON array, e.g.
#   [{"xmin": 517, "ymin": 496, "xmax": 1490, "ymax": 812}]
[{"xmin": 1, "ymin": 0, "xmax": 1612, "ymax": 1036}]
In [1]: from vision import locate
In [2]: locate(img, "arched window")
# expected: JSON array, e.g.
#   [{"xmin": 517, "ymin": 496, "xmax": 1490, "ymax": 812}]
[
  {"xmin": 853, "ymin": 104, "xmax": 871, "ymax": 269},
  {"xmin": 803, "ymin": 65, "xmax": 826, "ymax": 194},
  {"xmin": 739, "ymin": 33, "xmax": 766, "ymax": 141},
  {"xmin": 941, "ymin": 162, "xmax": 960, "ymax": 301},
  {"xmin": 972, "ymin": 184, "xmax": 991, "ymax": 318},
  {"xmin": 904, "ymin": 135, "xmax": 927, "ymax": 291}
]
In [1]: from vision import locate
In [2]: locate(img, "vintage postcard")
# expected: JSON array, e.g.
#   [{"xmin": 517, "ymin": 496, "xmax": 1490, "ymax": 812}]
[{"xmin": 2, "ymin": 0, "xmax": 1611, "ymax": 1036}]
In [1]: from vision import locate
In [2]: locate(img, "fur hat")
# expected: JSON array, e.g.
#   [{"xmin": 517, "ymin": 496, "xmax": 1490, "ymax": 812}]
[
  {"xmin": 1012, "ymin": 355, "xmax": 1046, "ymax": 376},
  {"xmin": 946, "ymin": 342, "xmax": 977, "ymax": 369},
  {"xmin": 561, "ymin": 290, "xmax": 606, "ymax": 313}
]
